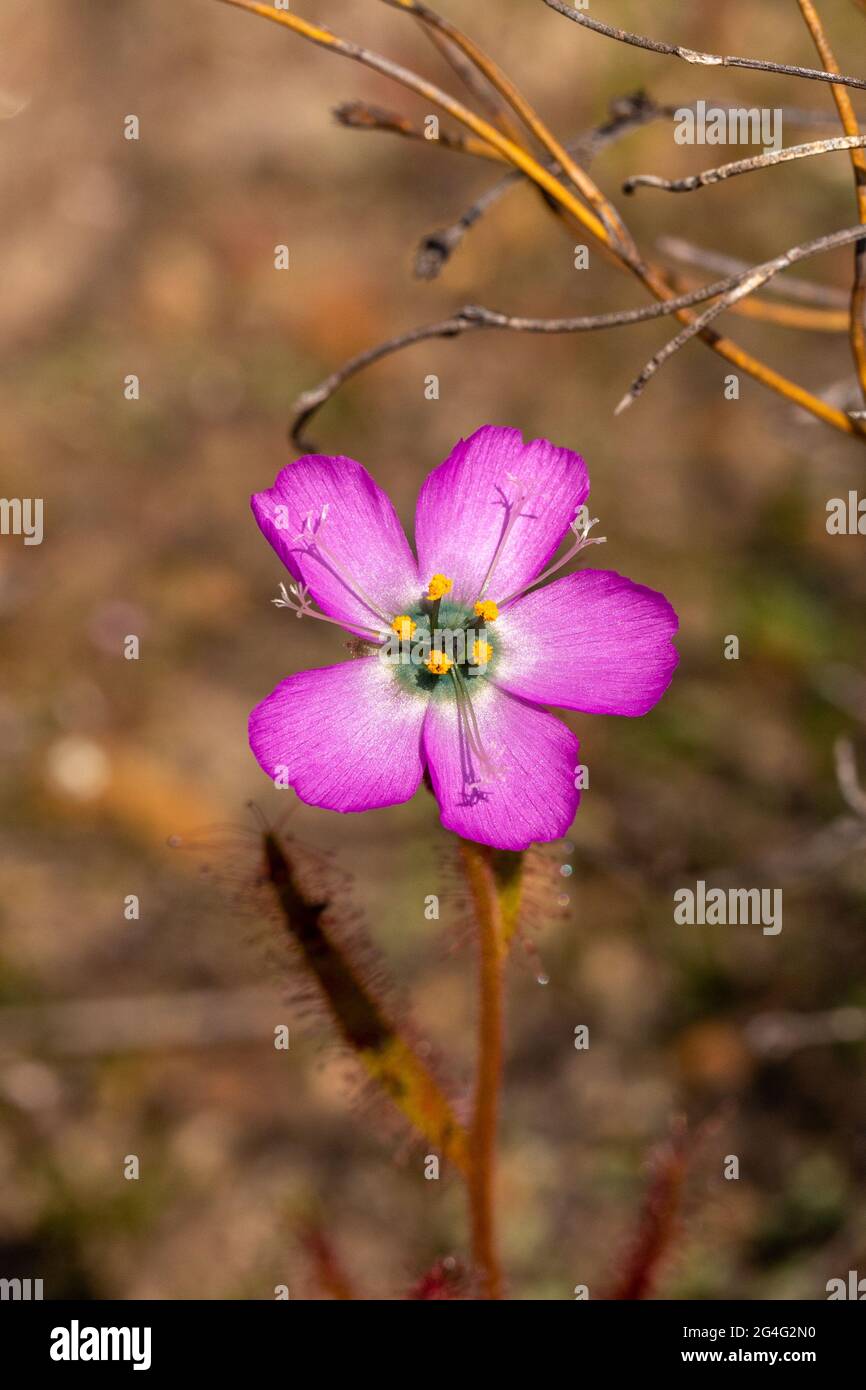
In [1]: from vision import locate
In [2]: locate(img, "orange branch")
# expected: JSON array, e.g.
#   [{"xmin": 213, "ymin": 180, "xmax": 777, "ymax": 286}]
[{"xmin": 797, "ymin": 0, "xmax": 866, "ymax": 400}]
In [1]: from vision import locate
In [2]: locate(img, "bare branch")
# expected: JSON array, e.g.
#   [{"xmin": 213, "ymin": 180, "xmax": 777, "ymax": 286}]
[
  {"xmin": 382, "ymin": 0, "xmax": 635, "ymax": 254},
  {"xmin": 215, "ymin": 0, "xmax": 866, "ymax": 443},
  {"xmin": 416, "ymin": 92, "xmax": 668, "ymax": 280},
  {"xmin": 796, "ymin": 0, "xmax": 866, "ymax": 405},
  {"xmin": 616, "ymin": 223, "xmax": 866, "ymax": 412},
  {"xmin": 666, "ymin": 277, "xmax": 847, "ymax": 331},
  {"xmin": 333, "ymin": 100, "xmax": 505, "ymax": 161},
  {"xmin": 624, "ymin": 134, "xmax": 866, "ymax": 194},
  {"xmin": 656, "ymin": 235, "xmax": 850, "ymax": 308},
  {"xmin": 215, "ymin": 0, "xmax": 611, "ymax": 242},
  {"xmin": 542, "ymin": 0, "xmax": 866, "ymax": 91},
  {"xmin": 414, "ymin": 98, "xmax": 865, "ymax": 279},
  {"xmin": 293, "ymin": 228, "xmax": 866, "ymax": 448}
]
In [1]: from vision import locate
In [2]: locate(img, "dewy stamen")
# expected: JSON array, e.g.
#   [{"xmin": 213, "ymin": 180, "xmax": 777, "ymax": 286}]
[{"xmin": 298, "ymin": 509, "xmax": 393, "ymax": 629}]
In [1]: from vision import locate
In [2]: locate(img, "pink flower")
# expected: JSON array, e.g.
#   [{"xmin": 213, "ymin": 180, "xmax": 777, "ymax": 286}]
[{"xmin": 249, "ymin": 426, "xmax": 678, "ymax": 850}]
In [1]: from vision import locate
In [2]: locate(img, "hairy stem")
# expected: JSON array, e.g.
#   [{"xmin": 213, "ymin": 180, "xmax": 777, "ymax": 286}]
[{"xmin": 460, "ymin": 841, "xmax": 506, "ymax": 1300}]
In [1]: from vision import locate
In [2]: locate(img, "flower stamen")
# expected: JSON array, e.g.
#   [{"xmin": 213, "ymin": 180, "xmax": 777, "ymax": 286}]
[
  {"xmin": 496, "ymin": 509, "xmax": 606, "ymax": 609},
  {"xmin": 426, "ymin": 574, "xmax": 453, "ymax": 601},
  {"xmin": 273, "ymin": 582, "xmax": 384, "ymax": 639},
  {"xmin": 471, "ymin": 639, "xmax": 493, "ymax": 669},
  {"xmin": 425, "ymin": 649, "xmax": 453, "ymax": 676},
  {"xmin": 297, "ymin": 508, "xmax": 393, "ymax": 627},
  {"xmin": 391, "ymin": 614, "xmax": 417, "ymax": 640}
]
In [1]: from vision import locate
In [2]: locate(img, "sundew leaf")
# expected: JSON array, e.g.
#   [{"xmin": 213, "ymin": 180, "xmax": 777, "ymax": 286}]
[{"xmin": 262, "ymin": 830, "xmax": 470, "ymax": 1174}]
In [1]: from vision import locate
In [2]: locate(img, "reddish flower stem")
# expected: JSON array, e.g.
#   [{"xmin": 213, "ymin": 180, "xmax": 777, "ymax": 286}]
[{"xmin": 460, "ymin": 841, "xmax": 505, "ymax": 1300}]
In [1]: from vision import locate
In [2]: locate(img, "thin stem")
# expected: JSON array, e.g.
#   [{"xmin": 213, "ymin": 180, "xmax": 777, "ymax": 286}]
[
  {"xmin": 617, "ymin": 222, "xmax": 866, "ymax": 411},
  {"xmin": 215, "ymin": 0, "xmax": 610, "ymax": 243},
  {"xmin": 382, "ymin": 0, "xmax": 635, "ymax": 253},
  {"xmin": 542, "ymin": 0, "xmax": 866, "ymax": 91},
  {"xmin": 415, "ymin": 93, "xmax": 669, "ymax": 279},
  {"xmin": 216, "ymin": 0, "xmax": 866, "ymax": 443},
  {"xmin": 411, "ymin": 93, "xmax": 839, "ymax": 277},
  {"xmin": 657, "ymin": 235, "xmax": 850, "ymax": 308},
  {"xmin": 667, "ymin": 275, "xmax": 846, "ymax": 331},
  {"xmin": 796, "ymin": 0, "xmax": 866, "ymax": 403},
  {"xmin": 460, "ymin": 841, "xmax": 505, "ymax": 1301},
  {"xmin": 291, "ymin": 222, "xmax": 866, "ymax": 447},
  {"xmin": 410, "ymin": 9, "xmax": 525, "ymax": 144},
  {"xmin": 623, "ymin": 135, "xmax": 866, "ymax": 194},
  {"xmin": 333, "ymin": 101, "xmax": 507, "ymax": 162}
]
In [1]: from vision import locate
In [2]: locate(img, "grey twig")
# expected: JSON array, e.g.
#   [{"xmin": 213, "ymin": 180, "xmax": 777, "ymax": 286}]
[
  {"xmin": 656, "ymin": 235, "xmax": 850, "ymax": 308},
  {"xmin": 290, "ymin": 287, "xmax": 737, "ymax": 449},
  {"xmin": 415, "ymin": 91, "xmax": 668, "ymax": 280},
  {"xmin": 333, "ymin": 100, "xmax": 500, "ymax": 160},
  {"xmin": 410, "ymin": 95, "xmax": 847, "ymax": 280},
  {"xmin": 293, "ymin": 228, "xmax": 866, "ymax": 448},
  {"xmin": 542, "ymin": 0, "xmax": 866, "ymax": 91},
  {"xmin": 616, "ymin": 223, "xmax": 866, "ymax": 413},
  {"xmin": 623, "ymin": 135, "xmax": 866, "ymax": 195}
]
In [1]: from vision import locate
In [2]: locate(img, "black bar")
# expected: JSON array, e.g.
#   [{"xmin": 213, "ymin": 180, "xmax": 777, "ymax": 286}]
[{"xmin": 1, "ymin": 1298, "xmax": 862, "ymax": 1374}]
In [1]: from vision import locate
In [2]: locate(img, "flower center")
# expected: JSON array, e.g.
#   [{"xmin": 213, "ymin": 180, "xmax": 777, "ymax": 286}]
[
  {"xmin": 382, "ymin": 586, "xmax": 497, "ymax": 698},
  {"xmin": 384, "ymin": 577, "xmax": 501, "ymax": 790}
]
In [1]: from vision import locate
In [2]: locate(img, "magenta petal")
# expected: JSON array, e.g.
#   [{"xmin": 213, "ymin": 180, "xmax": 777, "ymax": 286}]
[
  {"xmin": 495, "ymin": 569, "xmax": 678, "ymax": 715},
  {"xmin": 414, "ymin": 426, "xmax": 589, "ymax": 606},
  {"xmin": 251, "ymin": 455, "xmax": 419, "ymax": 634},
  {"xmin": 249, "ymin": 659, "xmax": 425, "ymax": 812},
  {"xmin": 423, "ymin": 683, "xmax": 580, "ymax": 850}
]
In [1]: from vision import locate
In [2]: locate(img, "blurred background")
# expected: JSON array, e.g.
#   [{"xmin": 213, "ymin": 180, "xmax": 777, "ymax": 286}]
[{"xmin": 1, "ymin": 0, "xmax": 865, "ymax": 1299}]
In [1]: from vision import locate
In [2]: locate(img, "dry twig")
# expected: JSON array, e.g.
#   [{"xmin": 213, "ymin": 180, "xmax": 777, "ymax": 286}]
[
  {"xmin": 293, "ymin": 222, "xmax": 866, "ymax": 447},
  {"xmin": 624, "ymin": 135, "xmax": 866, "ymax": 195},
  {"xmin": 542, "ymin": 0, "xmax": 866, "ymax": 91},
  {"xmin": 796, "ymin": 0, "xmax": 866, "ymax": 403},
  {"xmin": 616, "ymin": 222, "xmax": 866, "ymax": 412},
  {"xmin": 215, "ymin": 0, "xmax": 866, "ymax": 442},
  {"xmin": 657, "ymin": 236, "xmax": 850, "ymax": 308}
]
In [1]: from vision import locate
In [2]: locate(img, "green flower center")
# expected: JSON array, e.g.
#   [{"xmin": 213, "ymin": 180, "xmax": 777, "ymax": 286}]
[{"xmin": 382, "ymin": 600, "xmax": 498, "ymax": 700}]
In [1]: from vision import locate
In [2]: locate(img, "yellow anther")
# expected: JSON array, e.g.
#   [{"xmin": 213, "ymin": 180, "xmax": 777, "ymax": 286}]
[
  {"xmin": 474, "ymin": 600, "xmax": 498, "ymax": 622},
  {"xmin": 425, "ymin": 650, "xmax": 453, "ymax": 676},
  {"xmin": 471, "ymin": 639, "xmax": 493, "ymax": 668},
  {"xmin": 426, "ymin": 573, "xmax": 453, "ymax": 601},
  {"xmin": 391, "ymin": 614, "xmax": 416, "ymax": 640}
]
